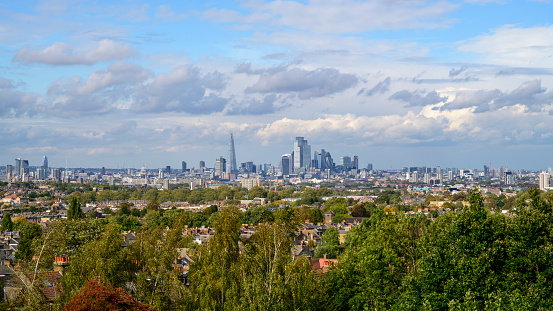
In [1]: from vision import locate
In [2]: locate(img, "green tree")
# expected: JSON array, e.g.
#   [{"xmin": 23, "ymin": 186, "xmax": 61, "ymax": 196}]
[
  {"xmin": 68, "ymin": 196, "xmax": 85, "ymax": 220},
  {"xmin": 308, "ymin": 208, "xmax": 324, "ymax": 223},
  {"xmin": 189, "ymin": 208, "xmax": 242, "ymax": 310},
  {"xmin": 1, "ymin": 213, "xmax": 13, "ymax": 232},
  {"xmin": 247, "ymin": 186, "xmax": 267, "ymax": 199}
]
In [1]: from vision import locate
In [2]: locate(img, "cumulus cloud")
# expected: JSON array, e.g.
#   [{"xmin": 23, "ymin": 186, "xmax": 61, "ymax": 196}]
[
  {"xmin": 389, "ymin": 89, "xmax": 446, "ymax": 107},
  {"xmin": 44, "ymin": 61, "xmax": 152, "ymax": 116},
  {"xmin": 12, "ymin": 39, "xmax": 136, "ymax": 65},
  {"xmin": 75, "ymin": 61, "xmax": 153, "ymax": 95},
  {"xmin": 255, "ymin": 113, "xmax": 449, "ymax": 146},
  {"xmin": 449, "ymin": 67, "xmax": 467, "ymax": 77},
  {"xmin": 246, "ymin": 67, "xmax": 358, "ymax": 99},
  {"xmin": 0, "ymin": 77, "xmax": 42, "ymax": 117},
  {"xmin": 131, "ymin": 65, "xmax": 229, "ymax": 114},
  {"xmin": 442, "ymin": 80, "xmax": 553, "ymax": 113},
  {"xmin": 227, "ymin": 95, "xmax": 282, "ymax": 115},
  {"xmin": 360, "ymin": 77, "xmax": 391, "ymax": 96}
]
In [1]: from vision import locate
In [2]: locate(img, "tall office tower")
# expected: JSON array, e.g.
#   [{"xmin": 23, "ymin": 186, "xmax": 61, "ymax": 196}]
[
  {"xmin": 319, "ymin": 149, "xmax": 333, "ymax": 170},
  {"xmin": 182, "ymin": 161, "xmax": 187, "ymax": 172},
  {"xmin": 313, "ymin": 151, "xmax": 321, "ymax": 169},
  {"xmin": 353, "ymin": 156, "xmax": 358, "ymax": 171},
  {"xmin": 367, "ymin": 163, "xmax": 373, "ymax": 171},
  {"xmin": 166, "ymin": 166, "xmax": 171, "ymax": 174},
  {"xmin": 504, "ymin": 171, "xmax": 515, "ymax": 185},
  {"xmin": 159, "ymin": 169, "xmax": 164, "ymax": 179},
  {"xmin": 229, "ymin": 133, "xmax": 238, "ymax": 174},
  {"xmin": 280, "ymin": 154, "xmax": 292, "ymax": 175},
  {"xmin": 36, "ymin": 167, "xmax": 45, "ymax": 180},
  {"xmin": 340, "ymin": 156, "xmax": 351, "ymax": 169},
  {"xmin": 199, "ymin": 161, "xmax": 205, "ymax": 170},
  {"xmin": 21, "ymin": 160, "xmax": 29, "ymax": 176},
  {"xmin": 293, "ymin": 137, "xmax": 311, "ymax": 173},
  {"xmin": 540, "ymin": 172, "xmax": 550, "ymax": 190},
  {"xmin": 484, "ymin": 165, "xmax": 490, "ymax": 178},
  {"xmin": 52, "ymin": 168, "xmax": 61, "ymax": 181},
  {"xmin": 42, "ymin": 156, "xmax": 48, "ymax": 171},
  {"xmin": 102, "ymin": 167, "xmax": 106, "ymax": 175},
  {"xmin": 6, "ymin": 165, "xmax": 13, "ymax": 181},
  {"xmin": 215, "ymin": 156, "xmax": 226, "ymax": 177},
  {"xmin": 14, "ymin": 158, "xmax": 21, "ymax": 178}
]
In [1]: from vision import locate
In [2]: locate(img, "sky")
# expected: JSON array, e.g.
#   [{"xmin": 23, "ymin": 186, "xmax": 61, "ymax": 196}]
[{"xmin": 1, "ymin": 0, "xmax": 553, "ymax": 171}]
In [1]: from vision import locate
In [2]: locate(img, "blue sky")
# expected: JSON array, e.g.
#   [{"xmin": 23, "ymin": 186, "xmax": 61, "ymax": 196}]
[{"xmin": 1, "ymin": 0, "xmax": 553, "ymax": 170}]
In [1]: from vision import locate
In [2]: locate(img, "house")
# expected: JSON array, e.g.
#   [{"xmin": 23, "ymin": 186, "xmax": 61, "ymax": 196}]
[{"xmin": 310, "ymin": 254, "xmax": 338, "ymax": 276}]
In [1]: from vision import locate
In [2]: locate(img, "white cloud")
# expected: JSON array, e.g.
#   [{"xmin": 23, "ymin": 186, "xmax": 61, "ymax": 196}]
[
  {"xmin": 12, "ymin": 39, "xmax": 136, "ymax": 65},
  {"xmin": 204, "ymin": 0, "xmax": 457, "ymax": 33},
  {"xmin": 458, "ymin": 25, "xmax": 553, "ymax": 67}
]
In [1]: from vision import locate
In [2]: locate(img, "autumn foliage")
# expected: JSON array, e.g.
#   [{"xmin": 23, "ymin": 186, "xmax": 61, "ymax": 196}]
[{"xmin": 64, "ymin": 279, "xmax": 151, "ymax": 311}]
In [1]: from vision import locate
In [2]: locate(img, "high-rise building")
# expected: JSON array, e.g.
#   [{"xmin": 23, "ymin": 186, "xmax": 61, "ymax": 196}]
[
  {"xmin": 539, "ymin": 171, "xmax": 550, "ymax": 190},
  {"xmin": 182, "ymin": 161, "xmax": 187, "ymax": 172},
  {"xmin": 353, "ymin": 156, "xmax": 358, "ymax": 171},
  {"xmin": 367, "ymin": 163, "xmax": 373, "ymax": 171},
  {"xmin": 340, "ymin": 156, "xmax": 351, "ymax": 169},
  {"xmin": 42, "ymin": 156, "xmax": 48, "ymax": 171},
  {"xmin": 199, "ymin": 161, "xmax": 205, "ymax": 170},
  {"xmin": 21, "ymin": 160, "xmax": 29, "ymax": 176},
  {"xmin": 102, "ymin": 167, "xmax": 106, "ymax": 175},
  {"xmin": 280, "ymin": 154, "xmax": 292, "ymax": 175},
  {"xmin": 14, "ymin": 158, "xmax": 21, "ymax": 178},
  {"xmin": 504, "ymin": 171, "xmax": 515, "ymax": 185},
  {"xmin": 293, "ymin": 137, "xmax": 311, "ymax": 173},
  {"xmin": 229, "ymin": 133, "xmax": 238, "ymax": 174},
  {"xmin": 52, "ymin": 168, "xmax": 62, "ymax": 181},
  {"xmin": 215, "ymin": 156, "xmax": 226, "ymax": 177},
  {"xmin": 166, "ymin": 166, "xmax": 171, "ymax": 174},
  {"xmin": 6, "ymin": 165, "xmax": 12, "ymax": 181}
]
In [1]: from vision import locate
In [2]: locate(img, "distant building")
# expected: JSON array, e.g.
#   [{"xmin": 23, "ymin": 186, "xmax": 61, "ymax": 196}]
[
  {"xmin": 340, "ymin": 156, "xmax": 351, "ymax": 170},
  {"xmin": 229, "ymin": 133, "xmax": 238, "ymax": 174},
  {"xmin": 215, "ymin": 157, "xmax": 226, "ymax": 177},
  {"xmin": 293, "ymin": 137, "xmax": 311, "ymax": 173},
  {"xmin": 280, "ymin": 154, "xmax": 292, "ymax": 175},
  {"xmin": 182, "ymin": 161, "xmax": 187, "ymax": 172},
  {"xmin": 540, "ymin": 171, "xmax": 550, "ymax": 190}
]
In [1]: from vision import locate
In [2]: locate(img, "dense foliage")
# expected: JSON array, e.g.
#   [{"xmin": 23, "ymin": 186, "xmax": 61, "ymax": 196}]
[{"xmin": 5, "ymin": 187, "xmax": 553, "ymax": 310}]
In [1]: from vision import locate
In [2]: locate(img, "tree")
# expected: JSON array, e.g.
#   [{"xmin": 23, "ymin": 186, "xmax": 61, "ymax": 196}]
[
  {"xmin": 64, "ymin": 279, "xmax": 151, "ymax": 311},
  {"xmin": 189, "ymin": 207, "xmax": 242, "ymax": 310},
  {"xmin": 351, "ymin": 204, "xmax": 368, "ymax": 217},
  {"xmin": 308, "ymin": 208, "xmax": 324, "ymax": 224},
  {"xmin": 247, "ymin": 186, "xmax": 267, "ymax": 199},
  {"xmin": 1, "ymin": 213, "xmax": 13, "ymax": 232},
  {"xmin": 67, "ymin": 196, "xmax": 85, "ymax": 220},
  {"xmin": 61, "ymin": 225, "xmax": 134, "ymax": 303},
  {"xmin": 14, "ymin": 220, "xmax": 41, "ymax": 262},
  {"xmin": 118, "ymin": 202, "xmax": 131, "ymax": 215}
]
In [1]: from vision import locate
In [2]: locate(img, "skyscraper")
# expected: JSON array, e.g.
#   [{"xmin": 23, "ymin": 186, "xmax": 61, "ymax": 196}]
[
  {"xmin": 182, "ymin": 161, "xmax": 187, "ymax": 172},
  {"xmin": 215, "ymin": 156, "xmax": 226, "ymax": 177},
  {"xmin": 41, "ymin": 156, "xmax": 49, "ymax": 179},
  {"xmin": 14, "ymin": 158, "xmax": 21, "ymax": 178},
  {"xmin": 293, "ymin": 137, "xmax": 311, "ymax": 173},
  {"xmin": 42, "ymin": 156, "xmax": 48, "ymax": 171},
  {"xmin": 229, "ymin": 133, "xmax": 238, "ymax": 174},
  {"xmin": 280, "ymin": 154, "xmax": 292, "ymax": 175}
]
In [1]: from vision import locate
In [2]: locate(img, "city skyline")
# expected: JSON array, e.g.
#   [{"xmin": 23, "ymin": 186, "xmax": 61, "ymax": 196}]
[{"xmin": 1, "ymin": 1, "xmax": 553, "ymax": 170}]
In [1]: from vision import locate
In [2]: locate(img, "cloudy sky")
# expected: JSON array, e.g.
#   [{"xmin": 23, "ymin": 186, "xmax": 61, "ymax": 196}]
[{"xmin": 2, "ymin": 0, "xmax": 553, "ymax": 170}]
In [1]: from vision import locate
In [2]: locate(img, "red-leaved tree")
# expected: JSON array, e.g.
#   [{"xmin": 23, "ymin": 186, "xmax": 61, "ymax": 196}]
[{"xmin": 64, "ymin": 279, "xmax": 151, "ymax": 311}]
